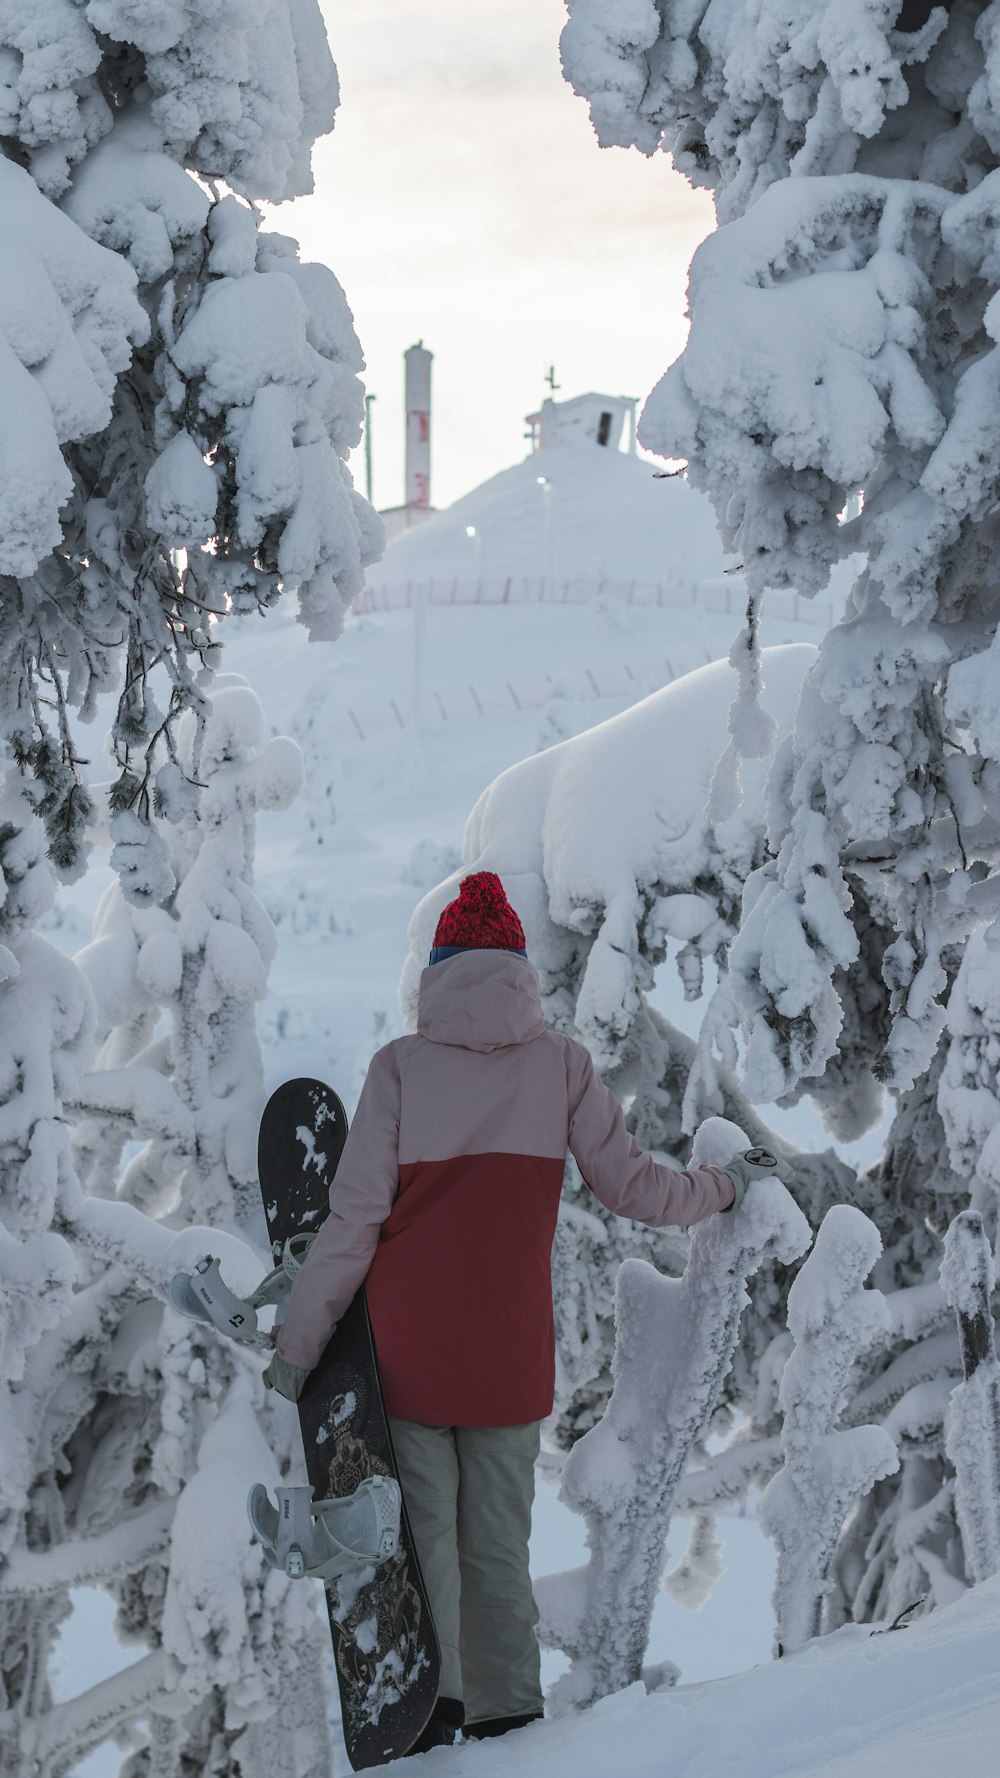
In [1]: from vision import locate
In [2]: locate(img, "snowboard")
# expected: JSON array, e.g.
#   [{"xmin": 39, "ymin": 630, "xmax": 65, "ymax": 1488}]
[{"xmin": 258, "ymin": 1078, "xmax": 440, "ymax": 1769}]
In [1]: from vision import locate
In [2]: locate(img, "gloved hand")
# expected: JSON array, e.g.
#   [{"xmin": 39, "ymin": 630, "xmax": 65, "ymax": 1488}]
[
  {"xmin": 263, "ymin": 1351, "xmax": 312, "ymax": 1402},
  {"xmin": 721, "ymin": 1146, "xmax": 796, "ymax": 1211}
]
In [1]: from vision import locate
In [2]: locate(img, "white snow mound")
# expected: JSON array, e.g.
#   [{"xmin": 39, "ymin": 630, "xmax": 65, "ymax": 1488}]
[{"xmin": 403, "ymin": 643, "xmax": 814, "ymax": 1063}]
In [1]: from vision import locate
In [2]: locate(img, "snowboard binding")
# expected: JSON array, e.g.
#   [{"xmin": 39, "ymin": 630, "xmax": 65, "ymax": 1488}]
[
  {"xmin": 169, "ymin": 1233, "xmax": 317, "ymax": 1348},
  {"xmin": 247, "ymin": 1478, "xmax": 401, "ymax": 1582}
]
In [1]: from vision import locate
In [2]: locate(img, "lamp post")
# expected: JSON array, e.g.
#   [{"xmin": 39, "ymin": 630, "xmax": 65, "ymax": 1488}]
[
  {"xmin": 364, "ymin": 392, "xmax": 376, "ymax": 505},
  {"xmin": 412, "ymin": 578, "xmax": 427, "ymax": 730},
  {"xmin": 465, "ymin": 523, "xmax": 482, "ymax": 589},
  {"xmin": 537, "ymin": 475, "xmax": 555, "ymax": 590}
]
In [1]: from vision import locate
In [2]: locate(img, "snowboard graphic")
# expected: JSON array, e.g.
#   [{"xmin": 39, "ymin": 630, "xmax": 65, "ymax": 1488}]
[{"xmin": 258, "ymin": 1078, "xmax": 440, "ymax": 1768}]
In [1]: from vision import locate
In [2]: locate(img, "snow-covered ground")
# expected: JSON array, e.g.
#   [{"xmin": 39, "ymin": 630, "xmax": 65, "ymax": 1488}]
[
  {"xmin": 401, "ymin": 1572, "xmax": 1000, "ymax": 1776},
  {"xmin": 49, "ymin": 447, "xmax": 882, "ymax": 1773},
  {"xmin": 54, "ymin": 1477, "xmax": 776, "ymax": 1777}
]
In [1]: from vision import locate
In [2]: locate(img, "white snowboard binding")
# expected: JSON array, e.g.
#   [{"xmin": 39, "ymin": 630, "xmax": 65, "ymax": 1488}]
[
  {"xmin": 247, "ymin": 1478, "xmax": 401, "ymax": 1581},
  {"xmin": 169, "ymin": 1233, "xmax": 316, "ymax": 1348}
]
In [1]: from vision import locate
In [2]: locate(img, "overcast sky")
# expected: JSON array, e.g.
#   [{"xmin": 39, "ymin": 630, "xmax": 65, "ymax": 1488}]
[{"xmin": 280, "ymin": 0, "xmax": 715, "ymax": 512}]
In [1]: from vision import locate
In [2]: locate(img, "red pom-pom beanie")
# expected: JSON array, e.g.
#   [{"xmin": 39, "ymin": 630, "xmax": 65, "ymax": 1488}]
[{"xmin": 430, "ymin": 872, "xmax": 526, "ymax": 963}]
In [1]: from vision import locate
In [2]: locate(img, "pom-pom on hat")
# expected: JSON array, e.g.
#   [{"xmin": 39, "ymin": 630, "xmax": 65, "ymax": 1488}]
[{"xmin": 430, "ymin": 871, "xmax": 526, "ymax": 961}]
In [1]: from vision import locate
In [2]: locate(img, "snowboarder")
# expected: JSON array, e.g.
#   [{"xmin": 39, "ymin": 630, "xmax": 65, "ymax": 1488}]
[{"xmin": 264, "ymin": 871, "xmax": 793, "ymax": 1751}]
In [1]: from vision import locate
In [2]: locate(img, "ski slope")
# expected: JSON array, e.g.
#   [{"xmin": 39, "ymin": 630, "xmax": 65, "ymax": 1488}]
[{"xmin": 367, "ymin": 439, "xmax": 727, "ymax": 589}]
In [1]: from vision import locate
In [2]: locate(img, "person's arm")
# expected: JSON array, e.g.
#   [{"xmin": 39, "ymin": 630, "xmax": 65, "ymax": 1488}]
[
  {"xmin": 274, "ymin": 1047, "xmax": 401, "ymax": 1372},
  {"xmin": 566, "ymin": 1042, "xmax": 736, "ymax": 1227}
]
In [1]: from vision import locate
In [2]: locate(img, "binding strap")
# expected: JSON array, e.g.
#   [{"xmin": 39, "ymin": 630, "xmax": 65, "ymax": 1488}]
[
  {"xmin": 247, "ymin": 1478, "xmax": 401, "ymax": 1582},
  {"xmin": 169, "ymin": 1234, "xmax": 319, "ymax": 1347}
]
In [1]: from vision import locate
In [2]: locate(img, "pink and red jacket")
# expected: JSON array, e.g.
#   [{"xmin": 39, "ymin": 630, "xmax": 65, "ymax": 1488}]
[{"xmin": 277, "ymin": 949, "xmax": 735, "ymax": 1426}]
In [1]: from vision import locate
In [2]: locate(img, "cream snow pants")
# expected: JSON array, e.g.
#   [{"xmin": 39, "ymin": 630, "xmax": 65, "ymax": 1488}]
[{"xmin": 388, "ymin": 1419, "xmax": 543, "ymax": 1726}]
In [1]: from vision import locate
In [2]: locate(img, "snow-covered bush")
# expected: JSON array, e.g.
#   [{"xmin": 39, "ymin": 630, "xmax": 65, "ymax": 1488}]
[
  {"xmin": 0, "ymin": 780, "xmax": 94, "ymax": 1775},
  {"xmin": 74, "ymin": 678, "xmax": 303, "ymax": 1231},
  {"xmin": 558, "ymin": 0, "xmax": 1000, "ymax": 1619},
  {"xmin": 535, "ymin": 1118, "xmax": 810, "ymax": 1707},
  {"xmin": 1, "ymin": 0, "xmax": 382, "ymax": 883},
  {"xmin": 0, "ymin": 776, "xmax": 90, "ymax": 1384},
  {"xmin": 759, "ymin": 1207, "xmax": 899, "ymax": 1654},
  {"xmin": 940, "ymin": 1210, "xmax": 1000, "ymax": 1584}
]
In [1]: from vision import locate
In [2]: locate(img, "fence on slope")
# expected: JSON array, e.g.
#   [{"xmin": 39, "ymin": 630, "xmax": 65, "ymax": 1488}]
[
  {"xmin": 334, "ymin": 573, "xmax": 834, "ymax": 745},
  {"xmin": 352, "ymin": 574, "xmax": 838, "ymax": 630}
]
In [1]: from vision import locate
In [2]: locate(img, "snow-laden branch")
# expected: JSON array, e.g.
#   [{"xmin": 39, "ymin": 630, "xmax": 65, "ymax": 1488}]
[
  {"xmin": 882, "ymin": 1281, "xmax": 950, "ymax": 1346},
  {"xmin": 759, "ymin": 1207, "xmax": 900, "ymax": 1654},
  {"xmin": 560, "ymin": 0, "xmax": 946, "ymax": 207},
  {"xmin": 0, "ymin": 1498, "xmax": 175, "ymax": 1597},
  {"xmin": 940, "ymin": 1210, "xmax": 1000, "ymax": 1582},
  {"xmin": 844, "ymin": 1328, "xmax": 959, "ymax": 1427},
  {"xmin": 159, "ymin": 1380, "xmax": 323, "ymax": 1737},
  {"xmin": 17, "ymin": 1652, "xmax": 167, "ymax": 1778},
  {"xmin": 535, "ymin": 1117, "xmax": 810, "ymax": 1708},
  {"xmin": 68, "ymin": 1066, "xmax": 195, "ymax": 1147},
  {"xmin": 66, "ymin": 1190, "xmax": 265, "ymax": 1303},
  {"xmin": 662, "ymin": 1509, "xmax": 723, "ymax": 1613},
  {"xmin": 673, "ymin": 1432, "xmax": 783, "ymax": 1516},
  {"xmin": 0, "ymin": 156, "xmax": 147, "ymax": 579},
  {"xmin": 0, "ymin": 1221, "xmax": 76, "ymax": 1385},
  {"xmin": 882, "ymin": 1376, "xmax": 954, "ymax": 1452}
]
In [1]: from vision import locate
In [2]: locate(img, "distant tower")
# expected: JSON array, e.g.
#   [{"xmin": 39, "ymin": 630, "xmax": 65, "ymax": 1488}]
[{"xmin": 405, "ymin": 342, "xmax": 432, "ymax": 509}]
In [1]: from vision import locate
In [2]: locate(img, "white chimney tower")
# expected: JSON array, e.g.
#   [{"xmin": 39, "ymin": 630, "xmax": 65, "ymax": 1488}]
[{"xmin": 405, "ymin": 341, "xmax": 432, "ymax": 509}]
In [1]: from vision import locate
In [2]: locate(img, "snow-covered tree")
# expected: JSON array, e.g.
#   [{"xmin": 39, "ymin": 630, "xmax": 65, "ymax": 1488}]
[
  {"xmin": 556, "ymin": 0, "xmax": 1000, "ymax": 1619},
  {"xmin": 535, "ymin": 1117, "xmax": 809, "ymax": 1708},
  {"xmin": 759, "ymin": 1206, "xmax": 899, "ymax": 1654},
  {"xmin": 2, "ymin": 683, "xmax": 332, "ymax": 1778},
  {"xmin": 1, "ymin": 6, "xmax": 381, "ymax": 1769},
  {"xmin": 1, "ymin": 0, "xmax": 381, "ymax": 886}
]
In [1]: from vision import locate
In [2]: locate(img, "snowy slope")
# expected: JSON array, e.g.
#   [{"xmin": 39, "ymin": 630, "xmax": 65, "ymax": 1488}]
[
  {"xmin": 56, "ymin": 1546, "xmax": 1000, "ymax": 1778},
  {"xmin": 369, "ymin": 441, "xmax": 729, "ymax": 589},
  {"xmin": 396, "ymin": 1573, "xmax": 1000, "ymax": 1777}
]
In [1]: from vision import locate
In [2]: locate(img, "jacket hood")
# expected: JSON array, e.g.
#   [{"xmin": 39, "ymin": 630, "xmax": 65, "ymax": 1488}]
[{"xmin": 417, "ymin": 948, "xmax": 545, "ymax": 1052}]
